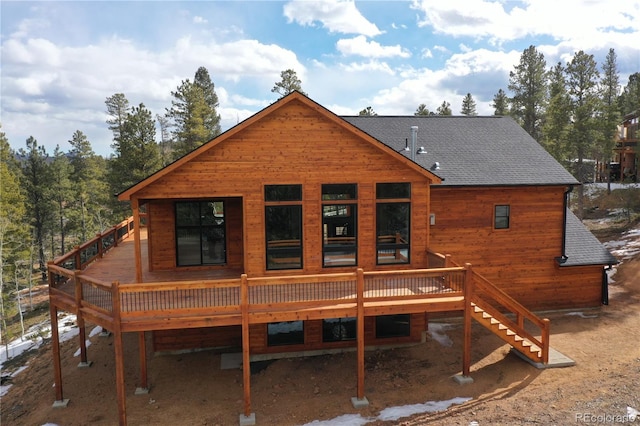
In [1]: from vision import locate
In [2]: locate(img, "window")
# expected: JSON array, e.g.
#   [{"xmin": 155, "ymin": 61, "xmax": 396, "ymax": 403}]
[
  {"xmin": 265, "ymin": 185, "xmax": 303, "ymax": 270},
  {"xmin": 375, "ymin": 314, "xmax": 411, "ymax": 338},
  {"xmin": 322, "ymin": 184, "xmax": 357, "ymax": 267},
  {"xmin": 267, "ymin": 321, "xmax": 304, "ymax": 346},
  {"xmin": 322, "ymin": 318, "xmax": 357, "ymax": 342},
  {"xmin": 175, "ymin": 201, "xmax": 226, "ymax": 266},
  {"xmin": 494, "ymin": 205, "xmax": 510, "ymax": 229},
  {"xmin": 376, "ymin": 183, "xmax": 410, "ymax": 264}
]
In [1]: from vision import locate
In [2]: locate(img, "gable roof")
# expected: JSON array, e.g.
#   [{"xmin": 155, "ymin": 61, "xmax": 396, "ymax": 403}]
[
  {"xmin": 562, "ymin": 210, "xmax": 619, "ymax": 267},
  {"xmin": 118, "ymin": 92, "xmax": 440, "ymax": 201},
  {"xmin": 342, "ymin": 115, "xmax": 579, "ymax": 187}
]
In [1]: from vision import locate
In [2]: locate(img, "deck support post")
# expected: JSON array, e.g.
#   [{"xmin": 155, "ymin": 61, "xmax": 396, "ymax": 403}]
[
  {"xmin": 112, "ymin": 281, "xmax": 128, "ymax": 426},
  {"xmin": 461, "ymin": 263, "xmax": 473, "ymax": 379},
  {"xmin": 352, "ymin": 268, "xmax": 369, "ymax": 408},
  {"xmin": 135, "ymin": 331, "xmax": 149, "ymax": 394},
  {"xmin": 239, "ymin": 274, "xmax": 255, "ymax": 425},
  {"xmin": 74, "ymin": 270, "xmax": 91, "ymax": 368},
  {"xmin": 49, "ymin": 302, "xmax": 69, "ymax": 407},
  {"xmin": 132, "ymin": 198, "xmax": 143, "ymax": 284}
]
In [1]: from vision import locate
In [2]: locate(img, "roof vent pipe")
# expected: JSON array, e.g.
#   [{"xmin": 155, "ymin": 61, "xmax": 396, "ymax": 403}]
[
  {"xmin": 410, "ymin": 126, "xmax": 418, "ymax": 161},
  {"xmin": 404, "ymin": 138, "xmax": 410, "ymax": 151}
]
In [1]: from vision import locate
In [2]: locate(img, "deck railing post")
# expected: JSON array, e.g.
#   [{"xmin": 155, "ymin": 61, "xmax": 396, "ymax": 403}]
[
  {"xmin": 240, "ymin": 273, "xmax": 255, "ymax": 423},
  {"xmin": 73, "ymin": 246, "xmax": 81, "ymax": 270},
  {"xmin": 74, "ymin": 270, "xmax": 89, "ymax": 366},
  {"xmin": 542, "ymin": 318, "xmax": 550, "ymax": 364},
  {"xmin": 111, "ymin": 280, "xmax": 127, "ymax": 426},
  {"xmin": 462, "ymin": 263, "xmax": 474, "ymax": 377},
  {"xmin": 49, "ymin": 301, "xmax": 66, "ymax": 405},
  {"xmin": 97, "ymin": 233, "xmax": 104, "ymax": 258}
]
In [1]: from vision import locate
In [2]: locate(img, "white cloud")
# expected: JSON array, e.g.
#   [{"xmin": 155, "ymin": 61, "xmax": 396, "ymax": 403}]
[
  {"xmin": 421, "ymin": 48, "xmax": 433, "ymax": 59},
  {"xmin": 193, "ymin": 16, "xmax": 208, "ymax": 24},
  {"xmin": 283, "ymin": 0, "xmax": 382, "ymax": 36},
  {"xmin": 412, "ymin": 0, "xmax": 640, "ymax": 47},
  {"xmin": 340, "ymin": 60, "xmax": 395, "ymax": 75},
  {"xmin": 336, "ymin": 35, "xmax": 411, "ymax": 58}
]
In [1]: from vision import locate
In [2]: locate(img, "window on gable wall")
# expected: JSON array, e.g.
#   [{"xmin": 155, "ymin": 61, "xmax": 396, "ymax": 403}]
[
  {"xmin": 265, "ymin": 185, "xmax": 303, "ymax": 270},
  {"xmin": 376, "ymin": 183, "xmax": 411, "ymax": 264},
  {"xmin": 322, "ymin": 184, "xmax": 357, "ymax": 267},
  {"xmin": 494, "ymin": 205, "xmax": 510, "ymax": 229}
]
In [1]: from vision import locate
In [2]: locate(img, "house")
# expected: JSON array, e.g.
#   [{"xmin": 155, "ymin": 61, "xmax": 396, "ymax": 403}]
[
  {"xmin": 47, "ymin": 92, "xmax": 616, "ymax": 425},
  {"xmin": 612, "ymin": 110, "xmax": 639, "ymax": 182}
]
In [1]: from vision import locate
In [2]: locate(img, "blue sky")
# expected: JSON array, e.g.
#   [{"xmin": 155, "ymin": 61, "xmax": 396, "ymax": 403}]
[{"xmin": 2, "ymin": 0, "xmax": 639, "ymax": 157}]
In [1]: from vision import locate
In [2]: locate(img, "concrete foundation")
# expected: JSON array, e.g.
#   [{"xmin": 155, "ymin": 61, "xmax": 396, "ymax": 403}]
[
  {"xmin": 52, "ymin": 399, "xmax": 70, "ymax": 408},
  {"xmin": 452, "ymin": 374, "xmax": 474, "ymax": 384},
  {"xmin": 351, "ymin": 396, "xmax": 370, "ymax": 408},
  {"xmin": 77, "ymin": 361, "xmax": 93, "ymax": 368},
  {"xmin": 134, "ymin": 387, "xmax": 150, "ymax": 395},
  {"xmin": 239, "ymin": 412, "xmax": 256, "ymax": 426}
]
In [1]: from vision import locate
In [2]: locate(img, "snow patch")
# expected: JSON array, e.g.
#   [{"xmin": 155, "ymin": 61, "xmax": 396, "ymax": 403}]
[
  {"xmin": 300, "ymin": 397, "xmax": 472, "ymax": 425},
  {"xmin": 565, "ymin": 312, "xmax": 598, "ymax": 319},
  {"xmin": 427, "ymin": 323, "xmax": 454, "ymax": 347}
]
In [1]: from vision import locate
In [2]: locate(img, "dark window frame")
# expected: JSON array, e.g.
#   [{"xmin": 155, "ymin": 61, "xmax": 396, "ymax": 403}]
[
  {"xmin": 175, "ymin": 200, "xmax": 226, "ymax": 267},
  {"xmin": 375, "ymin": 314, "xmax": 411, "ymax": 338},
  {"xmin": 375, "ymin": 183, "xmax": 411, "ymax": 265},
  {"xmin": 494, "ymin": 204, "xmax": 510, "ymax": 230},
  {"xmin": 322, "ymin": 184, "xmax": 358, "ymax": 268},
  {"xmin": 322, "ymin": 317, "xmax": 357, "ymax": 342},
  {"xmin": 267, "ymin": 321, "xmax": 304, "ymax": 346},
  {"xmin": 265, "ymin": 185, "xmax": 303, "ymax": 270}
]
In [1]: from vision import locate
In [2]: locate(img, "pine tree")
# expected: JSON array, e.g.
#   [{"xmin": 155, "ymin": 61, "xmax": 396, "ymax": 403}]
[
  {"xmin": 460, "ymin": 93, "xmax": 477, "ymax": 116},
  {"xmin": 50, "ymin": 145, "xmax": 73, "ymax": 255},
  {"xmin": 167, "ymin": 67, "xmax": 222, "ymax": 159},
  {"xmin": 0, "ymin": 128, "xmax": 29, "ymax": 346},
  {"xmin": 436, "ymin": 101, "xmax": 452, "ymax": 115},
  {"xmin": 414, "ymin": 104, "xmax": 432, "ymax": 116},
  {"xmin": 68, "ymin": 130, "xmax": 109, "ymax": 240},
  {"xmin": 105, "ymin": 93, "xmax": 130, "ymax": 150},
  {"xmin": 358, "ymin": 106, "xmax": 377, "ymax": 116},
  {"xmin": 619, "ymin": 72, "xmax": 640, "ymax": 116},
  {"xmin": 508, "ymin": 45, "xmax": 547, "ymax": 142},
  {"xmin": 272, "ymin": 69, "xmax": 306, "ymax": 97},
  {"xmin": 19, "ymin": 137, "xmax": 53, "ymax": 280},
  {"xmin": 542, "ymin": 62, "xmax": 572, "ymax": 164},
  {"xmin": 491, "ymin": 89, "xmax": 510, "ymax": 115},
  {"xmin": 565, "ymin": 50, "xmax": 601, "ymax": 218},
  {"xmin": 598, "ymin": 48, "xmax": 621, "ymax": 191}
]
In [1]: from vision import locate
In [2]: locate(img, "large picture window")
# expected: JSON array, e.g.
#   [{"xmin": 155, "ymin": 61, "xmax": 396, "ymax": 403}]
[
  {"xmin": 376, "ymin": 183, "xmax": 410, "ymax": 264},
  {"xmin": 175, "ymin": 201, "xmax": 226, "ymax": 266},
  {"xmin": 322, "ymin": 184, "xmax": 357, "ymax": 267},
  {"xmin": 267, "ymin": 321, "xmax": 304, "ymax": 346},
  {"xmin": 265, "ymin": 185, "xmax": 303, "ymax": 270},
  {"xmin": 375, "ymin": 314, "xmax": 411, "ymax": 338}
]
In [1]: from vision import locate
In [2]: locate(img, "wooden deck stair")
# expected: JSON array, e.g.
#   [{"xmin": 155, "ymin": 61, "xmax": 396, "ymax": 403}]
[{"xmin": 470, "ymin": 299, "xmax": 543, "ymax": 363}]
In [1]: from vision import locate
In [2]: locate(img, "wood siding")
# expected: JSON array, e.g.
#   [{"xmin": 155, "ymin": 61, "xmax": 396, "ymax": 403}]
[
  {"xmin": 429, "ymin": 186, "xmax": 603, "ymax": 310},
  {"xmin": 152, "ymin": 314, "xmax": 425, "ymax": 354},
  {"xmin": 138, "ymin": 99, "xmax": 434, "ymax": 276}
]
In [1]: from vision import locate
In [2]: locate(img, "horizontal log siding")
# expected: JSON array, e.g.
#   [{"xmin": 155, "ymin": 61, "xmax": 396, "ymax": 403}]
[
  {"xmin": 136, "ymin": 100, "xmax": 433, "ymax": 276},
  {"xmin": 152, "ymin": 314, "xmax": 425, "ymax": 354},
  {"xmin": 429, "ymin": 186, "xmax": 603, "ymax": 310}
]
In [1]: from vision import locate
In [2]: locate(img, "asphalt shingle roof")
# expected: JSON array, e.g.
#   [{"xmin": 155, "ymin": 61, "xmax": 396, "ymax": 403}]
[
  {"xmin": 342, "ymin": 115, "xmax": 579, "ymax": 187},
  {"xmin": 563, "ymin": 210, "xmax": 619, "ymax": 266}
]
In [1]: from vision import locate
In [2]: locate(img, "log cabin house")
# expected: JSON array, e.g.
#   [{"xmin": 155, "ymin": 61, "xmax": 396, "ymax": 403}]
[{"xmin": 47, "ymin": 92, "xmax": 616, "ymax": 425}]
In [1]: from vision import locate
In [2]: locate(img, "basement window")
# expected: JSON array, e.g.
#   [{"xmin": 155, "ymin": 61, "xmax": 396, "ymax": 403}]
[
  {"xmin": 267, "ymin": 321, "xmax": 304, "ymax": 346},
  {"xmin": 494, "ymin": 205, "xmax": 510, "ymax": 229},
  {"xmin": 375, "ymin": 314, "xmax": 410, "ymax": 338},
  {"xmin": 322, "ymin": 317, "xmax": 357, "ymax": 342}
]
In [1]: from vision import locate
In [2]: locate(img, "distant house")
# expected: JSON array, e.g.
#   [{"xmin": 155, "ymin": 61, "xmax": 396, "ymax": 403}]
[
  {"xmin": 612, "ymin": 110, "xmax": 639, "ymax": 182},
  {"xmin": 48, "ymin": 92, "xmax": 616, "ymax": 425}
]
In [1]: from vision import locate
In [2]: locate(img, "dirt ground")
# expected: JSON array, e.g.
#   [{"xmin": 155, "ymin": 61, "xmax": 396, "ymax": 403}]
[{"xmin": 2, "ymin": 254, "xmax": 639, "ymax": 425}]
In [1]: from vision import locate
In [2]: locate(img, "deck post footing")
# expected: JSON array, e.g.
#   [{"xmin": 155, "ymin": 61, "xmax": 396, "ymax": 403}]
[
  {"xmin": 351, "ymin": 396, "xmax": 370, "ymax": 408},
  {"xmin": 52, "ymin": 399, "xmax": 70, "ymax": 408},
  {"xmin": 134, "ymin": 387, "xmax": 150, "ymax": 395},
  {"xmin": 452, "ymin": 374, "xmax": 474, "ymax": 385},
  {"xmin": 77, "ymin": 361, "xmax": 93, "ymax": 368},
  {"xmin": 239, "ymin": 412, "xmax": 256, "ymax": 426}
]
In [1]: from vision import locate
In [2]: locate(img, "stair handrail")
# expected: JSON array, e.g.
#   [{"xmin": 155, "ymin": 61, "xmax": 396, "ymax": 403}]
[
  {"xmin": 430, "ymin": 250, "xmax": 549, "ymax": 363},
  {"xmin": 472, "ymin": 271, "xmax": 549, "ymax": 363}
]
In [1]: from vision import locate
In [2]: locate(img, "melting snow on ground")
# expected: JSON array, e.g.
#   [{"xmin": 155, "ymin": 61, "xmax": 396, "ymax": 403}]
[
  {"xmin": 0, "ymin": 313, "xmax": 90, "ymax": 397},
  {"xmin": 427, "ymin": 323, "xmax": 455, "ymax": 347},
  {"xmin": 301, "ymin": 397, "xmax": 472, "ymax": 426}
]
